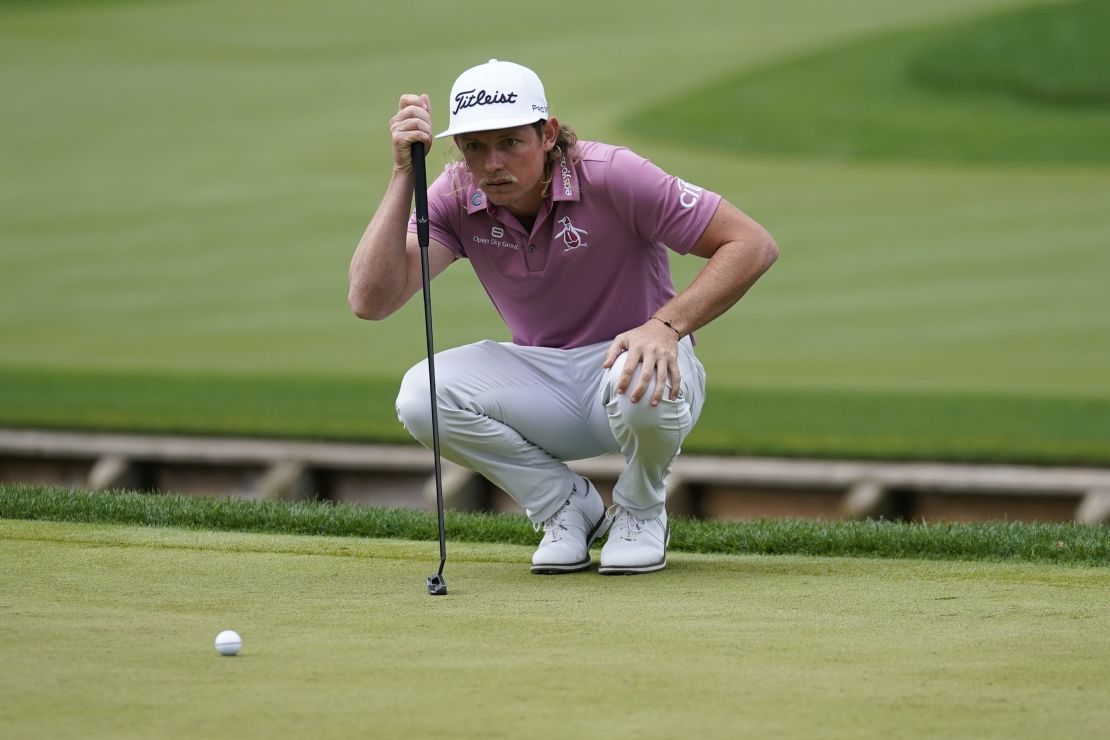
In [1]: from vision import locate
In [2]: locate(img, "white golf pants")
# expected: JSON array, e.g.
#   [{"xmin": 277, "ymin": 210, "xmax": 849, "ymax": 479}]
[{"xmin": 395, "ymin": 338, "xmax": 706, "ymax": 524}]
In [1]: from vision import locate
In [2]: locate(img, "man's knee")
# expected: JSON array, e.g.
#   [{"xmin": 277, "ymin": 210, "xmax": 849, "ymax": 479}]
[
  {"xmin": 396, "ymin": 361, "xmax": 433, "ymax": 444},
  {"xmin": 606, "ymin": 354, "xmax": 677, "ymax": 427}
]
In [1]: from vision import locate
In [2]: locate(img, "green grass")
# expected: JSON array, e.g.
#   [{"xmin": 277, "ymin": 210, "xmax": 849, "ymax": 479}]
[
  {"xmin": 4, "ymin": 486, "xmax": 1108, "ymax": 565},
  {"xmin": 910, "ymin": 0, "xmax": 1110, "ymax": 107},
  {"xmin": 2, "ymin": 517, "xmax": 1108, "ymax": 739},
  {"xmin": 5, "ymin": 366, "xmax": 1110, "ymax": 464},
  {"xmin": 629, "ymin": 0, "xmax": 1110, "ymax": 163},
  {"xmin": 0, "ymin": 367, "xmax": 410, "ymax": 443},
  {"xmin": 2, "ymin": 0, "xmax": 1109, "ymax": 461}
]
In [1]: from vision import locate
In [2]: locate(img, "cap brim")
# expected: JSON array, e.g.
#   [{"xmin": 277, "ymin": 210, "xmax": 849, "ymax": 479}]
[{"xmin": 435, "ymin": 115, "xmax": 545, "ymax": 139}]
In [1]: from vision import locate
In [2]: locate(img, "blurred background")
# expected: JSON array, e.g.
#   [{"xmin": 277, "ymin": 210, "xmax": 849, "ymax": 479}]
[{"xmin": 2, "ymin": 0, "xmax": 1108, "ymax": 472}]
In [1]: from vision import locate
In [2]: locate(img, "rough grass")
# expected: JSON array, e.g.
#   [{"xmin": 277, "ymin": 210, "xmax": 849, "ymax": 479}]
[
  {"xmin": 909, "ymin": 0, "xmax": 1110, "ymax": 107},
  {"xmin": 3, "ymin": 485, "xmax": 1107, "ymax": 566},
  {"xmin": 2, "ymin": 518, "xmax": 1108, "ymax": 739},
  {"xmin": 628, "ymin": 0, "xmax": 1110, "ymax": 162},
  {"xmin": 5, "ymin": 367, "xmax": 1110, "ymax": 465}
]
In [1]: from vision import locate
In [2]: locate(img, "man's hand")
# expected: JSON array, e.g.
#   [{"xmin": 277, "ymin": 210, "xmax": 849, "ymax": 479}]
[
  {"xmin": 390, "ymin": 93, "xmax": 432, "ymax": 173},
  {"xmin": 602, "ymin": 319, "xmax": 682, "ymax": 406}
]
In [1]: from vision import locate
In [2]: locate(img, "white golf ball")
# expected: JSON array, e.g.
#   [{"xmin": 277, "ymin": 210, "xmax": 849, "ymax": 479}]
[{"xmin": 214, "ymin": 630, "xmax": 242, "ymax": 656}]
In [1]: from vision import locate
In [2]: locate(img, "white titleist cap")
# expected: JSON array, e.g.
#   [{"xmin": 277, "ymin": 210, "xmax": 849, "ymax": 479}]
[{"xmin": 435, "ymin": 59, "xmax": 549, "ymax": 139}]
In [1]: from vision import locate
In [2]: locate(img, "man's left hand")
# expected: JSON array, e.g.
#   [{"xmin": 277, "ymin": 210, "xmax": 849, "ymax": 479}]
[{"xmin": 602, "ymin": 320, "xmax": 682, "ymax": 406}]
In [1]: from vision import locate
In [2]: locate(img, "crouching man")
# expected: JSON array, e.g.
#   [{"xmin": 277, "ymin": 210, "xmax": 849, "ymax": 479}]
[{"xmin": 349, "ymin": 60, "xmax": 777, "ymax": 574}]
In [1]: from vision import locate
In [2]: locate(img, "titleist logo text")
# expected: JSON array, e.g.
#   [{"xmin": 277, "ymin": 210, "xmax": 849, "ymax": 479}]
[{"xmin": 453, "ymin": 89, "xmax": 519, "ymax": 115}]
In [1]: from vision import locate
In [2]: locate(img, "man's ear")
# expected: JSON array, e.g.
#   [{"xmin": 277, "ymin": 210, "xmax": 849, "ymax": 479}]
[{"xmin": 542, "ymin": 117, "xmax": 560, "ymax": 153}]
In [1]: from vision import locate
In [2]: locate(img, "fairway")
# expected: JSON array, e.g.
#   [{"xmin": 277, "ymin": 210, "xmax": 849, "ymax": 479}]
[
  {"xmin": 3, "ymin": 519, "xmax": 1107, "ymax": 739},
  {"xmin": 2, "ymin": 0, "xmax": 1109, "ymax": 463}
]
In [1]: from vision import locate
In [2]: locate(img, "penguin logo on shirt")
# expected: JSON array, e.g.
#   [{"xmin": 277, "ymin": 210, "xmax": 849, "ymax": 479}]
[{"xmin": 555, "ymin": 217, "xmax": 589, "ymax": 251}]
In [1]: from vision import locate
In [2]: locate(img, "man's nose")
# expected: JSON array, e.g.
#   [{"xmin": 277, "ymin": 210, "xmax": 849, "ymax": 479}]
[{"xmin": 483, "ymin": 151, "xmax": 505, "ymax": 171}]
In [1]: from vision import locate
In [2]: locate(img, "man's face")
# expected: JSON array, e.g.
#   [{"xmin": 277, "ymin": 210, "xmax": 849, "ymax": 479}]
[{"xmin": 456, "ymin": 119, "xmax": 557, "ymax": 218}]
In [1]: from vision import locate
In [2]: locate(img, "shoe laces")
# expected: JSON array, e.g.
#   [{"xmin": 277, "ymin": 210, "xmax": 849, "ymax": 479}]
[
  {"xmin": 605, "ymin": 504, "xmax": 646, "ymax": 542},
  {"xmin": 536, "ymin": 499, "xmax": 571, "ymax": 542}
]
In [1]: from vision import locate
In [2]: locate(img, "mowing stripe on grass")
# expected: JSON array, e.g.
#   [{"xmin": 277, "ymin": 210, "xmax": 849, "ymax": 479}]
[
  {"xmin": 908, "ymin": 0, "xmax": 1110, "ymax": 107},
  {"xmin": 2, "ymin": 485, "xmax": 1107, "ymax": 566},
  {"xmin": 628, "ymin": 0, "xmax": 1110, "ymax": 163}
]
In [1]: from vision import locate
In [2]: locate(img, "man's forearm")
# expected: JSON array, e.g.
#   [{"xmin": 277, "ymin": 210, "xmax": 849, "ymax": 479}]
[
  {"xmin": 657, "ymin": 235, "xmax": 778, "ymax": 336},
  {"xmin": 348, "ymin": 169, "xmax": 416, "ymax": 320}
]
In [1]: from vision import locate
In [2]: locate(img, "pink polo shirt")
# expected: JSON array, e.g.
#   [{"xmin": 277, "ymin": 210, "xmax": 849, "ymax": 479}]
[{"xmin": 408, "ymin": 140, "xmax": 722, "ymax": 349}]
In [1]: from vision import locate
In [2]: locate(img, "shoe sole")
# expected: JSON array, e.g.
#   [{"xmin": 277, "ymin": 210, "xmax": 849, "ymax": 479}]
[
  {"xmin": 597, "ymin": 559, "xmax": 666, "ymax": 575},
  {"xmin": 597, "ymin": 525, "xmax": 670, "ymax": 576},
  {"xmin": 530, "ymin": 558, "xmax": 592, "ymax": 575},
  {"xmin": 530, "ymin": 511, "xmax": 613, "ymax": 575}
]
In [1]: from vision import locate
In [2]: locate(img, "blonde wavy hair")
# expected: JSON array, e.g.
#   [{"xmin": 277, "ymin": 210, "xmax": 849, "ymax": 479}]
[{"xmin": 535, "ymin": 121, "xmax": 579, "ymax": 197}]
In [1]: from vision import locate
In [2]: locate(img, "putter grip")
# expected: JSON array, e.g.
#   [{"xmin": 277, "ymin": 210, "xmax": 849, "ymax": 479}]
[{"xmin": 411, "ymin": 142, "xmax": 430, "ymax": 248}]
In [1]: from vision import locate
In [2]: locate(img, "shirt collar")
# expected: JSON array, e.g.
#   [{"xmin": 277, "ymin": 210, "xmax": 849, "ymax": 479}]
[{"xmin": 552, "ymin": 155, "xmax": 580, "ymax": 203}]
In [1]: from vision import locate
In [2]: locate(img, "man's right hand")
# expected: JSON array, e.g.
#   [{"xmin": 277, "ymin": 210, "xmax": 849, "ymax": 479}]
[{"xmin": 390, "ymin": 93, "xmax": 433, "ymax": 173}]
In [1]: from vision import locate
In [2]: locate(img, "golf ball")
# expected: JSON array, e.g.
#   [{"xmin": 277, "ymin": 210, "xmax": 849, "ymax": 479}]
[{"xmin": 214, "ymin": 630, "xmax": 242, "ymax": 656}]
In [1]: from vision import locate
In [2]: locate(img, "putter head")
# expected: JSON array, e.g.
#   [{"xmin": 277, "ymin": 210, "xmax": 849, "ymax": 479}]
[{"xmin": 426, "ymin": 574, "xmax": 447, "ymax": 596}]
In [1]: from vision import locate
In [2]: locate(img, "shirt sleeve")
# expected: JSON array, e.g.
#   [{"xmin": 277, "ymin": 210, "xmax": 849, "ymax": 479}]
[
  {"xmin": 603, "ymin": 146, "xmax": 723, "ymax": 255},
  {"xmin": 406, "ymin": 168, "xmax": 468, "ymax": 259}
]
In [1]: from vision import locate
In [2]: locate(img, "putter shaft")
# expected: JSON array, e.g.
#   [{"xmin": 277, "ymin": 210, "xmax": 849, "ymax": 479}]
[{"xmin": 412, "ymin": 142, "xmax": 448, "ymax": 590}]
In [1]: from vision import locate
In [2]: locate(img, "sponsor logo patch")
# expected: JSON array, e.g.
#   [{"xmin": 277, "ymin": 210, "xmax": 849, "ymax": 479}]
[
  {"xmin": 676, "ymin": 178, "xmax": 704, "ymax": 208},
  {"xmin": 471, "ymin": 192, "xmax": 484, "ymax": 207},
  {"xmin": 472, "ymin": 233, "xmax": 518, "ymax": 250},
  {"xmin": 453, "ymin": 89, "xmax": 519, "ymax": 115},
  {"xmin": 554, "ymin": 216, "xmax": 589, "ymax": 251},
  {"xmin": 559, "ymin": 158, "xmax": 574, "ymax": 197}
]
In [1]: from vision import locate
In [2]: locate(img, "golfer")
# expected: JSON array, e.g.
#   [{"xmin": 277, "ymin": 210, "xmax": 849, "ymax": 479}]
[{"xmin": 349, "ymin": 60, "xmax": 777, "ymax": 574}]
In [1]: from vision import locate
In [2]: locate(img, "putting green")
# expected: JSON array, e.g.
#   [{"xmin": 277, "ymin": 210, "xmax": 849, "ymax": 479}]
[{"xmin": 3, "ymin": 519, "xmax": 1107, "ymax": 738}]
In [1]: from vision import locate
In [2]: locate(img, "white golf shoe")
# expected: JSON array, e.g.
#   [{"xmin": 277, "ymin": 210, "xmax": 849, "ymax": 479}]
[
  {"xmin": 531, "ymin": 479, "xmax": 610, "ymax": 574},
  {"xmin": 598, "ymin": 505, "xmax": 669, "ymax": 575}
]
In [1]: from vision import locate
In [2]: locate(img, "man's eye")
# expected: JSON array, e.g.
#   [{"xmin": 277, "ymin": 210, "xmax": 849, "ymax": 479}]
[{"xmin": 464, "ymin": 142, "xmax": 481, "ymax": 152}]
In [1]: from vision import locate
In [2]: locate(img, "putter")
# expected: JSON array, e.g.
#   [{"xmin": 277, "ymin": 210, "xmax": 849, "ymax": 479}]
[{"xmin": 412, "ymin": 141, "xmax": 448, "ymax": 597}]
